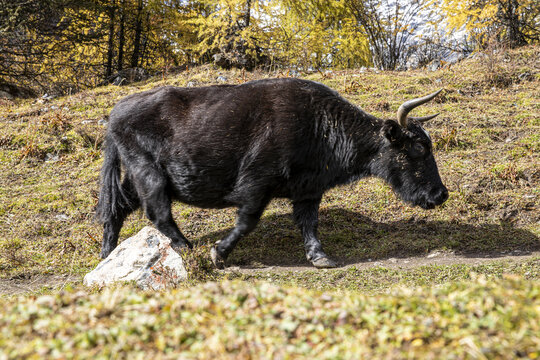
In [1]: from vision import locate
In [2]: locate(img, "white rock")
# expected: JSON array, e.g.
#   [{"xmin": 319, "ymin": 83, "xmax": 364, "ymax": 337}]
[
  {"xmin": 83, "ymin": 226, "xmax": 187, "ymax": 290},
  {"xmin": 427, "ymin": 59, "xmax": 441, "ymax": 72},
  {"xmin": 45, "ymin": 153, "xmax": 59, "ymax": 162},
  {"xmin": 55, "ymin": 214, "xmax": 69, "ymax": 221}
]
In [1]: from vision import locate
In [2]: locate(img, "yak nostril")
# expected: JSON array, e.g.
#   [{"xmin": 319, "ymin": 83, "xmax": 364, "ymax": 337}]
[
  {"xmin": 436, "ymin": 188, "xmax": 448, "ymax": 203},
  {"xmin": 441, "ymin": 188, "xmax": 449, "ymax": 202},
  {"xmin": 431, "ymin": 187, "xmax": 448, "ymax": 204}
]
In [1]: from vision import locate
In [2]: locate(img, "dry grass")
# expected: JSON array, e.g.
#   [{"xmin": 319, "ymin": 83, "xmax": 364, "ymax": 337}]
[{"xmin": 0, "ymin": 45, "xmax": 538, "ymax": 286}]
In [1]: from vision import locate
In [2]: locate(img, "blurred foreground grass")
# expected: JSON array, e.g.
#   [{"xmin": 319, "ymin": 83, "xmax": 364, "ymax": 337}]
[{"xmin": 1, "ymin": 276, "xmax": 538, "ymax": 359}]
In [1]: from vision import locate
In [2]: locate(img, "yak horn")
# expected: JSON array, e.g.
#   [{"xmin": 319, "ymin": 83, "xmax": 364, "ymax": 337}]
[
  {"xmin": 397, "ymin": 89, "xmax": 443, "ymax": 128},
  {"xmin": 408, "ymin": 113, "xmax": 440, "ymax": 123}
]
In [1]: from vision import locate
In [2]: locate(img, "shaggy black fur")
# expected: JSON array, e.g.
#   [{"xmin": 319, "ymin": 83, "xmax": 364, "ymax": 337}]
[{"xmin": 96, "ymin": 78, "xmax": 448, "ymax": 267}]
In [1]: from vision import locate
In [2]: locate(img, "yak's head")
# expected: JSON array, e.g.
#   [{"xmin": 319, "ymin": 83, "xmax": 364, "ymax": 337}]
[{"xmin": 374, "ymin": 90, "xmax": 448, "ymax": 210}]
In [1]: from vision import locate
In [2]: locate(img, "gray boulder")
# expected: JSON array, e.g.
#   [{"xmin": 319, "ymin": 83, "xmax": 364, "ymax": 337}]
[
  {"xmin": 108, "ymin": 67, "xmax": 150, "ymax": 86},
  {"xmin": 427, "ymin": 59, "xmax": 441, "ymax": 72},
  {"xmin": 83, "ymin": 226, "xmax": 187, "ymax": 290},
  {"xmin": 0, "ymin": 90, "xmax": 14, "ymax": 100}
]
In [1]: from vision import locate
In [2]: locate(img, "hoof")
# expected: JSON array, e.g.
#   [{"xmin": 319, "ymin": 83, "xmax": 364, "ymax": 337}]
[
  {"xmin": 170, "ymin": 242, "xmax": 187, "ymax": 256},
  {"xmin": 100, "ymin": 248, "xmax": 112, "ymax": 259},
  {"xmin": 311, "ymin": 257, "xmax": 337, "ymax": 268},
  {"xmin": 210, "ymin": 246, "xmax": 226, "ymax": 269}
]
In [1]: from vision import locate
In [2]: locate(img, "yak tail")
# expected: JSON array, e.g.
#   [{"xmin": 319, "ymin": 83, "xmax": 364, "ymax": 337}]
[{"xmin": 96, "ymin": 137, "xmax": 131, "ymax": 223}]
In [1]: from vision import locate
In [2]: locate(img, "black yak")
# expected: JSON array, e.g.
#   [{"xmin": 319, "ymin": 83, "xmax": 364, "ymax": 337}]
[{"xmin": 96, "ymin": 78, "xmax": 448, "ymax": 268}]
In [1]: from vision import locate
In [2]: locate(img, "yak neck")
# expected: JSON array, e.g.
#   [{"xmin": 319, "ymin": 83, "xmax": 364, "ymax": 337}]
[{"xmin": 312, "ymin": 96, "xmax": 384, "ymax": 184}]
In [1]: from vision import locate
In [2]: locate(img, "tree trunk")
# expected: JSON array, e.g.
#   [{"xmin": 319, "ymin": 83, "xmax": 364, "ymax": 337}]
[
  {"xmin": 140, "ymin": 12, "xmax": 150, "ymax": 68},
  {"xmin": 244, "ymin": 0, "xmax": 251, "ymax": 28},
  {"xmin": 117, "ymin": 0, "xmax": 125, "ymax": 71},
  {"xmin": 505, "ymin": 0, "xmax": 526, "ymax": 47},
  {"xmin": 130, "ymin": 0, "xmax": 143, "ymax": 68},
  {"xmin": 105, "ymin": 0, "xmax": 116, "ymax": 78}
]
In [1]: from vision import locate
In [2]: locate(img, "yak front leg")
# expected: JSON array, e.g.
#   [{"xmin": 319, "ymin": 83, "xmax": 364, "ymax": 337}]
[
  {"xmin": 211, "ymin": 202, "xmax": 268, "ymax": 269},
  {"xmin": 293, "ymin": 197, "xmax": 337, "ymax": 268}
]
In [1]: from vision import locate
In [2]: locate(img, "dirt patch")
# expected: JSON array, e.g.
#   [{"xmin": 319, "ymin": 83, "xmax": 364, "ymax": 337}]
[
  {"xmin": 0, "ymin": 274, "xmax": 79, "ymax": 296},
  {"xmin": 225, "ymin": 251, "xmax": 540, "ymax": 274},
  {"xmin": 2, "ymin": 252, "xmax": 538, "ymax": 296}
]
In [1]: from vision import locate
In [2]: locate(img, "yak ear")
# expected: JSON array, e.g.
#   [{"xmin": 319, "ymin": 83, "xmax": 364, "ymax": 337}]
[{"xmin": 381, "ymin": 120, "xmax": 404, "ymax": 144}]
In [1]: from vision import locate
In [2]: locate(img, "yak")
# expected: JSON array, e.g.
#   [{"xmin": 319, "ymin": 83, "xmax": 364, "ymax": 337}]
[{"xmin": 96, "ymin": 78, "xmax": 448, "ymax": 268}]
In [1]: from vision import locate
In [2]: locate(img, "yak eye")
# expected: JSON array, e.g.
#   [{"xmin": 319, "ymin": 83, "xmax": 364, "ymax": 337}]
[{"xmin": 412, "ymin": 143, "xmax": 426, "ymax": 157}]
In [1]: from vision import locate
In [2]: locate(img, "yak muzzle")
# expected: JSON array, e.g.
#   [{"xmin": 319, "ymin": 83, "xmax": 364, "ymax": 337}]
[{"xmin": 419, "ymin": 186, "xmax": 449, "ymax": 209}]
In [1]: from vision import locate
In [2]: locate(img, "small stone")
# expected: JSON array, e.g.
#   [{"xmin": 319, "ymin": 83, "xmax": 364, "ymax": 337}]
[
  {"xmin": 112, "ymin": 76, "xmax": 126, "ymax": 86},
  {"xmin": 55, "ymin": 214, "xmax": 69, "ymax": 221},
  {"xmin": 83, "ymin": 226, "xmax": 187, "ymax": 290},
  {"xmin": 320, "ymin": 293, "xmax": 333, "ymax": 302},
  {"xmin": 45, "ymin": 153, "xmax": 59, "ymax": 162},
  {"xmin": 518, "ymin": 71, "xmax": 532, "ymax": 81},
  {"xmin": 216, "ymin": 76, "xmax": 228, "ymax": 83},
  {"xmin": 427, "ymin": 59, "xmax": 441, "ymax": 72},
  {"xmin": 226, "ymin": 266, "xmax": 241, "ymax": 272},
  {"xmin": 336, "ymin": 310, "xmax": 348, "ymax": 325},
  {"xmin": 98, "ymin": 119, "xmax": 108, "ymax": 126},
  {"xmin": 81, "ymin": 120, "xmax": 93, "ymax": 124},
  {"xmin": 0, "ymin": 90, "xmax": 14, "ymax": 100},
  {"xmin": 35, "ymin": 295, "xmax": 56, "ymax": 308}
]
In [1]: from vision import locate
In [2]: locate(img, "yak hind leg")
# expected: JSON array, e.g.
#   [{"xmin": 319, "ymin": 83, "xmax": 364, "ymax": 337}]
[
  {"xmin": 293, "ymin": 197, "xmax": 337, "ymax": 269},
  {"xmin": 211, "ymin": 198, "xmax": 269, "ymax": 269},
  {"xmin": 101, "ymin": 177, "xmax": 140, "ymax": 258},
  {"xmin": 135, "ymin": 165, "xmax": 193, "ymax": 252}
]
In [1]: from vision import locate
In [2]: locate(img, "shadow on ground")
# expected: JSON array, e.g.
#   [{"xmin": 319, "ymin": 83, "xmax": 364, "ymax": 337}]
[{"xmin": 195, "ymin": 208, "xmax": 540, "ymax": 268}]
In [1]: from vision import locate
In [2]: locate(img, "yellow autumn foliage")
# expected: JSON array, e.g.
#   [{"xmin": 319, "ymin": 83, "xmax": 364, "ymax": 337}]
[{"xmin": 437, "ymin": 0, "xmax": 539, "ymax": 46}]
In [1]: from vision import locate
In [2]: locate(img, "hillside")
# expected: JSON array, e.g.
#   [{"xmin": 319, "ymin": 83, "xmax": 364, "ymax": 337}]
[
  {"xmin": 0, "ymin": 45, "xmax": 538, "ymax": 357},
  {"xmin": 1, "ymin": 44, "xmax": 538, "ymax": 281}
]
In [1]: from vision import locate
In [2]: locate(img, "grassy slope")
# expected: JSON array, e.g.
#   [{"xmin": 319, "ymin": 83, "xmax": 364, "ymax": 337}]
[
  {"xmin": 1, "ymin": 46, "xmax": 538, "ymax": 282},
  {"xmin": 0, "ymin": 45, "xmax": 539, "ymax": 359}
]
